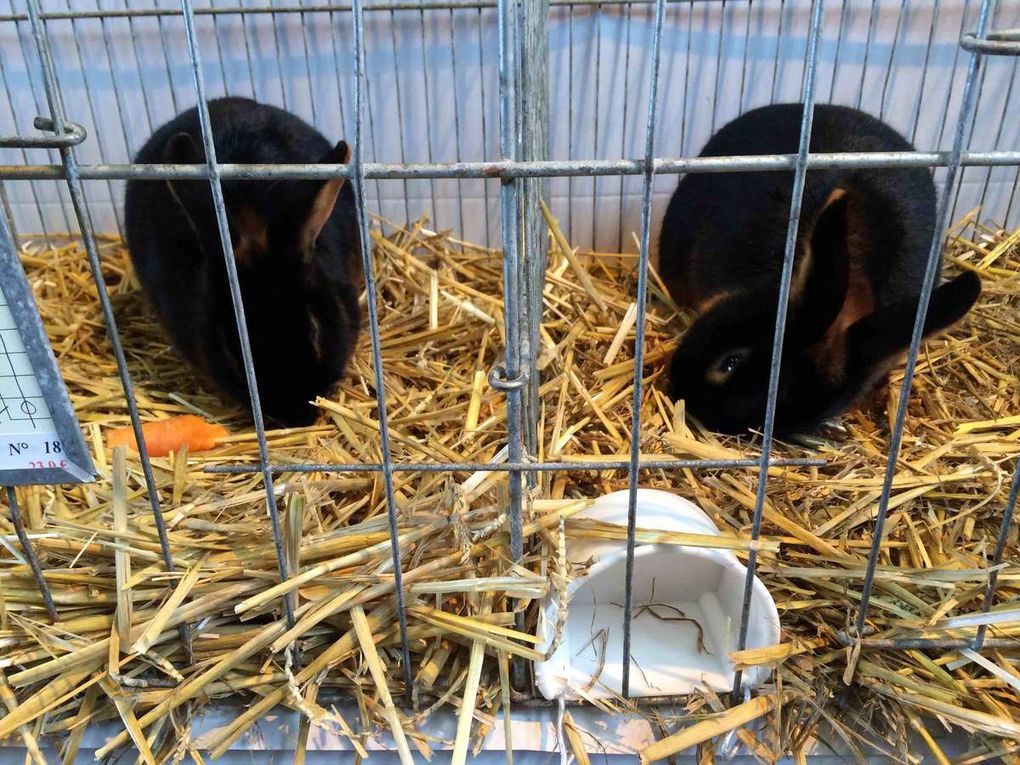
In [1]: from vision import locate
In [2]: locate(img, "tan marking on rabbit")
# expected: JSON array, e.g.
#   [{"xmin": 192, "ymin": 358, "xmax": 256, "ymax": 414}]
[
  {"xmin": 792, "ymin": 189, "xmax": 848, "ymax": 301},
  {"xmin": 232, "ymin": 206, "xmax": 269, "ymax": 265},
  {"xmin": 810, "ymin": 194, "xmax": 876, "ymax": 384},
  {"xmin": 811, "ymin": 270, "xmax": 876, "ymax": 384},
  {"xmin": 695, "ymin": 289, "xmax": 737, "ymax": 314},
  {"xmin": 300, "ymin": 141, "xmax": 351, "ymax": 258}
]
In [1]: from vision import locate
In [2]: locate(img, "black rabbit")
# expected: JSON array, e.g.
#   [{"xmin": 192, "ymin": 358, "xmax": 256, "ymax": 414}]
[
  {"xmin": 124, "ymin": 97, "xmax": 362, "ymax": 427},
  {"xmin": 658, "ymin": 103, "xmax": 980, "ymax": 436}
]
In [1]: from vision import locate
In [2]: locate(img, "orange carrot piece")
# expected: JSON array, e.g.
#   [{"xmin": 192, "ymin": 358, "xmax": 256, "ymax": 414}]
[{"xmin": 107, "ymin": 415, "xmax": 228, "ymax": 458}]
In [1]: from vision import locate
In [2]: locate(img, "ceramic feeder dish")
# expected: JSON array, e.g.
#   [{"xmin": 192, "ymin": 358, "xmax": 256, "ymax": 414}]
[{"xmin": 534, "ymin": 489, "xmax": 781, "ymax": 701}]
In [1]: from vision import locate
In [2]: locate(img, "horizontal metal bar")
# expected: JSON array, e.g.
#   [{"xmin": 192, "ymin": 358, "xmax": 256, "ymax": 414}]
[
  {"xmin": 405, "ymin": 686, "xmax": 697, "ymax": 709},
  {"xmin": 203, "ymin": 456, "xmax": 825, "ymax": 475},
  {"xmin": 961, "ymin": 28, "xmax": 1020, "ymax": 55},
  {"xmin": 515, "ymin": 692, "xmax": 697, "ymax": 708},
  {"xmin": 836, "ymin": 633, "xmax": 1019, "ymax": 650},
  {"xmin": 0, "ymin": 0, "xmax": 716, "ymax": 22},
  {"xmin": 2, "ymin": 150, "xmax": 1019, "ymax": 183},
  {"xmin": 0, "ymin": 119, "xmax": 86, "ymax": 149}
]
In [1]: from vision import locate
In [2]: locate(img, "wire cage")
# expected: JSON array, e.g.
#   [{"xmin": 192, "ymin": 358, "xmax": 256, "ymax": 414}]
[{"xmin": 1, "ymin": 0, "xmax": 1020, "ymax": 758}]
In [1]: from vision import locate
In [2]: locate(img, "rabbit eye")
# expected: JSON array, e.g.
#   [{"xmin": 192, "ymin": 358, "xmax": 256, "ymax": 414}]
[{"xmin": 707, "ymin": 348, "xmax": 750, "ymax": 384}]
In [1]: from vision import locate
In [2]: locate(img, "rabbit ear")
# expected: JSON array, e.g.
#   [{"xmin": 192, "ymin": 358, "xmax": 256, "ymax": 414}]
[
  {"xmin": 298, "ymin": 140, "xmax": 351, "ymax": 253},
  {"xmin": 848, "ymin": 271, "xmax": 981, "ymax": 371},
  {"xmin": 163, "ymin": 131, "xmax": 200, "ymax": 163},
  {"xmin": 161, "ymin": 132, "xmax": 206, "ymax": 237},
  {"xmin": 330, "ymin": 140, "xmax": 352, "ymax": 165},
  {"xmin": 231, "ymin": 206, "xmax": 269, "ymax": 266},
  {"xmin": 791, "ymin": 189, "xmax": 851, "ymax": 344}
]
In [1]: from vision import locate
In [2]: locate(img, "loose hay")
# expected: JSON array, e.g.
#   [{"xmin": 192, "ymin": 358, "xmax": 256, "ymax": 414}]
[{"xmin": 0, "ymin": 210, "xmax": 1018, "ymax": 762}]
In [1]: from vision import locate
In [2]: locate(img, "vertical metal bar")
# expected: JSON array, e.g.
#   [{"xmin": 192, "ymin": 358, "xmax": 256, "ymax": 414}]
[
  {"xmin": 351, "ymin": 0, "xmax": 414, "ymax": 696},
  {"xmin": 619, "ymin": 0, "xmax": 666, "ymax": 699},
  {"xmin": 768, "ymin": 0, "xmax": 788, "ymax": 104},
  {"xmin": 0, "ymin": 182, "xmax": 16, "ymax": 243},
  {"xmin": 361, "ymin": 17, "xmax": 384, "ymax": 228},
  {"xmin": 497, "ymin": 0, "xmax": 524, "ymax": 558},
  {"xmin": 326, "ymin": 9, "xmax": 348, "ymax": 146},
  {"xmin": 177, "ymin": 0, "xmax": 297, "ymax": 650},
  {"xmin": 567, "ymin": 5, "xmax": 575, "ymax": 242},
  {"xmin": 946, "ymin": 2, "xmax": 1003, "ymax": 224},
  {"xmin": 736, "ymin": 0, "xmax": 752, "ymax": 113},
  {"xmin": 975, "ymin": 54, "xmax": 1017, "ymax": 222},
  {"xmin": 519, "ymin": 0, "xmax": 550, "ymax": 483},
  {"xmin": 3, "ymin": 486, "xmax": 57, "ymax": 623},
  {"xmin": 23, "ymin": 0, "xmax": 189, "ymax": 655},
  {"xmin": 447, "ymin": 8, "xmax": 467, "ymax": 239},
  {"xmin": 854, "ymin": 0, "xmax": 880, "ymax": 110},
  {"xmin": 590, "ymin": 3, "xmax": 601, "ymax": 249},
  {"xmin": 496, "ymin": 0, "xmax": 527, "ymax": 690},
  {"xmin": 854, "ymin": 0, "xmax": 993, "ymax": 638},
  {"xmin": 679, "ymin": 0, "xmax": 693, "ymax": 154},
  {"xmin": 418, "ymin": 9, "xmax": 439, "ymax": 226},
  {"xmin": 709, "ymin": 0, "xmax": 727, "ymax": 135},
  {"xmin": 497, "ymin": 0, "xmax": 530, "ymax": 689},
  {"xmin": 129, "ymin": 3, "xmax": 162, "ymax": 179},
  {"xmin": 974, "ymin": 457, "xmax": 1020, "ymax": 650},
  {"xmin": 155, "ymin": 0, "xmax": 183, "ymax": 114},
  {"xmin": 116, "ymin": 0, "xmax": 157, "ymax": 134},
  {"xmin": 0, "ymin": 29, "xmax": 48, "ymax": 242},
  {"xmin": 387, "ymin": 10, "xmax": 412, "ymax": 227},
  {"xmin": 96, "ymin": 9, "xmax": 153, "ymax": 165},
  {"xmin": 935, "ymin": 0, "xmax": 974, "ymax": 151},
  {"xmin": 267, "ymin": 1, "xmax": 295, "ymax": 112},
  {"xmin": 908, "ymin": 0, "xmax": 942, "ymax": 144},
  {"xmin": 11, "ymin": 18, "xmax": 74, "ymax": 237},
  {"xmin": 731, "ymin": 0, "xmax": 825, "ymax": 698},
  {"xmin": 476, "ymin": 7, "xmax": 493, "ymax": 247},
  {"xmin": 827, "ymin": 0, "xmax": 849, "ymax": 104},
  {"xmin": 62, "ymin": 1, "xmax": 124, "ymax": 235},
  {"xmin": 616, "ymin": 4, "xmax": 633, "ymax": 253},
  {"xmin": 1004, "ymin": 168, "xmax": 1020, "ymax": 228},
  {"xmin": 298, "ymin": 0, "xmax": 320, "ymax": 129},
  {"xmin": 210, "ymin": 8, "xmax": 233, "ymax": 97},
  {"xmin": 878, "ymin": 1, "xmax": 907, "ymax": 123},
  {"xmin": 982, "ymin": 0, "xmax": 1019, "ymax": 226},
  {"xmin": 237, "ymin": 0, "xmax": 260, "ymax": 101}
]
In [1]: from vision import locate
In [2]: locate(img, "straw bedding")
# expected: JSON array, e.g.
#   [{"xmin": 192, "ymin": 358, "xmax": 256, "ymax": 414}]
[{"xmin": 1, "ymin": 210, "xmax": 1018, "ymax": 763}]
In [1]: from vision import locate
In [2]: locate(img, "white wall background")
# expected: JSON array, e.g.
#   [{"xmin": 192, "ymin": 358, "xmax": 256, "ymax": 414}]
[{"xmin": 1, "ymin": 0, "xmax": 1018, "ymax": 252}]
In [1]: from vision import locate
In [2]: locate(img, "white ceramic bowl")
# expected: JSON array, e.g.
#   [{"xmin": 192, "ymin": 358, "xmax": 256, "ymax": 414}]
[{"xmin": 534, "ymin": 489, "xmax": 780, "ymax": 700}]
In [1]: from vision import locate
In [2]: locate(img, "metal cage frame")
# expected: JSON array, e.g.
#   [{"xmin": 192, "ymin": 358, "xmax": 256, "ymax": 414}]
[{"xmin": 0, "ymin": 0, "xmax": 1018, "ymax": 721}]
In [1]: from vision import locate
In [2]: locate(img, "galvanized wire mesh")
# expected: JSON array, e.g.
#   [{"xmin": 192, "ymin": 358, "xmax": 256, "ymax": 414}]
[{"xmin": 0, "ymin": 0, "xmax": 1018, "ymax": 707}]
